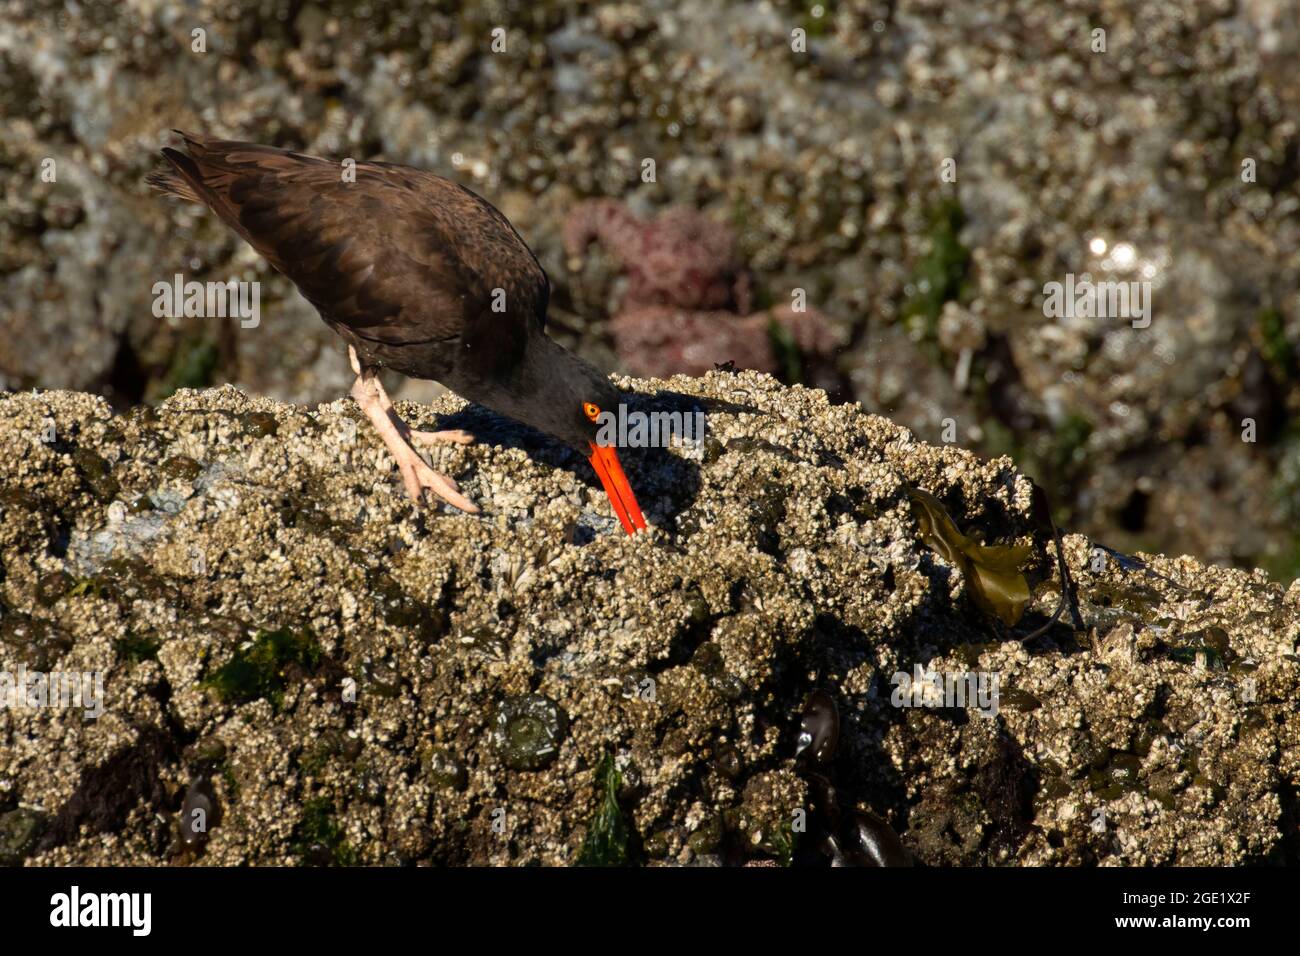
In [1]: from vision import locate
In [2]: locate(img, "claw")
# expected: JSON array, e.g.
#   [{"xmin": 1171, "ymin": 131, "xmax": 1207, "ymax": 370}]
[{"xmin": 398, "ymin": 452, "xmax": 479, "ymax": 513}]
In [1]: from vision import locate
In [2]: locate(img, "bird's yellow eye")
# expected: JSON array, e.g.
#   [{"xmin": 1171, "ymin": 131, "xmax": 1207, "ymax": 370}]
[{"xmin": 583, "ymin": 402, "xmax": 601, "ymax": 422}]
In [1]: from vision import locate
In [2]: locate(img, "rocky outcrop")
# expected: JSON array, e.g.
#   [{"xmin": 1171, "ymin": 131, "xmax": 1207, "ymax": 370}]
[
  {"xmin": 4, "ymin": 1, "xmax": 1299, "ymax": 572},
  {"xmin": 1, "ymin": 374, "xmax": 1296, "ymax": 865}
]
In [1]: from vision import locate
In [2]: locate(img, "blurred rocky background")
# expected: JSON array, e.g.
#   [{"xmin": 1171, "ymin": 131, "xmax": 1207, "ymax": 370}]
[{"xmin": 1, "ymin": 0, "xmax": 1298, "ymax": 579}]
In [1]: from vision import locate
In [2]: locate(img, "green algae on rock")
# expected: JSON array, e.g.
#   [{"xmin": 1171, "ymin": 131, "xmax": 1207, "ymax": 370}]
[
  {"xmin": 203, "ymin": 628, "xmax": 325, "ymax": 710},
  {"xmin": 576, "ymin": 754, "xmax": 633, "ymax": 866},
  {"xmin": 291, "ymin": 797, "xmax": 359, "ymax": 867}
]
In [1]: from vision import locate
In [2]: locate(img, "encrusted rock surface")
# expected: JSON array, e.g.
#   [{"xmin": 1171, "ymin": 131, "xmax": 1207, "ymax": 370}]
[
  {"xmin": 1, "ymin": 373, "xmax": 1295, "ymax": 866},
  {"xmin": 4, "ymin": 0, "xmax": 1299, "ymax": 572}
]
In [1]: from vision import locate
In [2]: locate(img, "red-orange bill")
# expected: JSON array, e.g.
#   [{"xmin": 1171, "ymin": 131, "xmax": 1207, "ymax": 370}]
[{"xmin": 588, "ymin": 441, "xmax": 647, "ymax": 535}]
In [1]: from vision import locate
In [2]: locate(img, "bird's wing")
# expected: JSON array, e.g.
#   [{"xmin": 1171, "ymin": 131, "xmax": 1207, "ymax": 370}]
[{"xmin": 150, "ymin": 132, "xmax": 547, "ymax": 351}]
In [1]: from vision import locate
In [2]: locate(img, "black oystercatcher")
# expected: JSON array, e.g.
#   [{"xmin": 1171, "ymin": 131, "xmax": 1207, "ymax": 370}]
[{"xmin": 147, "ymin": 131, "xmax": 646, "ymax": 534}]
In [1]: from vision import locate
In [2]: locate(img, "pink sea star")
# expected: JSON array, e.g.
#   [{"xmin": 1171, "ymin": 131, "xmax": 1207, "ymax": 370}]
[{"xmin": 564, "ymin": 199, "xmax": 835, "ymax": 379}]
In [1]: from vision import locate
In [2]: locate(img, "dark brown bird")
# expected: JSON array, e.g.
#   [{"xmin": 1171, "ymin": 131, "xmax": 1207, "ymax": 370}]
[{"xmin": 147, "ymin": 131, "xmax": 646, "ymax": 534}]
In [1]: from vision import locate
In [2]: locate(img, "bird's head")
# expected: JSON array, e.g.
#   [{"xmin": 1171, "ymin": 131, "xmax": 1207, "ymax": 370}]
[
  {"xmin": 570, "ymin": 381, "xmax": 647, "ymax": 536},
  {"xmin": 508, "ymin": 340, "xmax": 647, "ymax": 536}
]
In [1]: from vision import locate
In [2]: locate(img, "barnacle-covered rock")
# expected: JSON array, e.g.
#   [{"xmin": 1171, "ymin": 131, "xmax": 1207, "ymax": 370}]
[{"xmin": 0, "ymin": 374, "xmax": 1295, "ymax": 867}]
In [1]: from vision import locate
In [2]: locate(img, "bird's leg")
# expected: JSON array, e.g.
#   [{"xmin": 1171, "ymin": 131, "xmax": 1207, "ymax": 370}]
[
  {"xmin": 348, "ymin": 346, "xmax": 474, "ymax": 448},
  {"xmin": 349, "ymin": 357, "xmax": 479, "ymax": 514},
  {"xmin": 371, "ymin": 376, "xmax": 475, "ymax": 448}
]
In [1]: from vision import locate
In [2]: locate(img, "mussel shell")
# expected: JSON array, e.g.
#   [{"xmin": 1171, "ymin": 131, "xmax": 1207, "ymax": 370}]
[
  {"xmin": 180, "ymin": 776, "xmax": 219, "ymax": 848},
  {"xmin": 794, "ymin": 689, "xmax": 839, "ymax": 766},
  {"xmin": 847, "ymin": 809, "xmax": 910, "ymax": 867}
]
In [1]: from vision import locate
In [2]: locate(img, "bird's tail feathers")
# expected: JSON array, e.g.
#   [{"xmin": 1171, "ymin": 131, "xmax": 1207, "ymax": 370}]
[{"xmin": 144, "ymin": 130, "xmax": 209, "ymax": 203}]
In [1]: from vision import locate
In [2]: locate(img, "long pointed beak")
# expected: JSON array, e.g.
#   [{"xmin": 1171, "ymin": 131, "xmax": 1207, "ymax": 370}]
[{"xmin": 587, "ymin": 441, "xmax": 647, "ymax": 535}]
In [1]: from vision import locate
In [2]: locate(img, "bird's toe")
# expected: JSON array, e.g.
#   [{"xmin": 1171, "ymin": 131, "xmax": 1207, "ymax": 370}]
[
  {"xmin": 410, "ymin": 428, "xmax": 475, "ymax": 447},
  {"xmin": 400, "ymin": 457, "xmax": 479, "ymax": 514}
]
